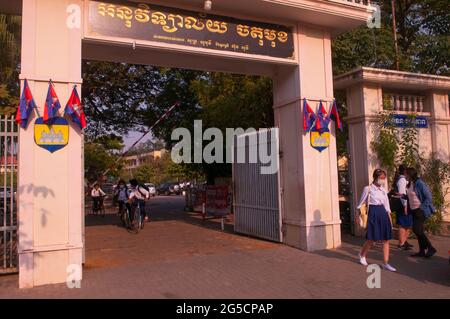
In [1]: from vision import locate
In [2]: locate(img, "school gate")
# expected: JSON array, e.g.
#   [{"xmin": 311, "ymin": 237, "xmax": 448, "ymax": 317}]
[
  {"xmin": 233, "ymin": 129, "xmax": 282, "ymax": 242},
  {"xmin": 0, "ymin": 116, "xmax": 18, "ymax": 275},
  {"xmin": 3, "ymin": 0, "xmax": 373, "ymax": 287}
]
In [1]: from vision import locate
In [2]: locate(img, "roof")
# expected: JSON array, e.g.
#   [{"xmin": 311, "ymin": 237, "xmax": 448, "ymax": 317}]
[{"xmin": 334, "ymin": 67, "xmax": 450, "ymax": 92}]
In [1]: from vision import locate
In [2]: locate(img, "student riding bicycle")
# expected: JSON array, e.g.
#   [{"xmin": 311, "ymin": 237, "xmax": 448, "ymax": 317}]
[
  {"xmin": 128, "ymin": 179, "xmax": 150, "ymax": 223},
  {"xmin": 115, "ymin": 180, "xmax": 131, "ymax": 217},
  {"xmin": 91, "ymin": 183, "xmax": 106, "ymax": 214}
]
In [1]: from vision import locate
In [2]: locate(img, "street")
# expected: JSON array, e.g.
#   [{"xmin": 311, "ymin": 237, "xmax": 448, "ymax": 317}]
[{"xmin": 0, "ymin": 196, "xmax": 449, "ymax": 298}]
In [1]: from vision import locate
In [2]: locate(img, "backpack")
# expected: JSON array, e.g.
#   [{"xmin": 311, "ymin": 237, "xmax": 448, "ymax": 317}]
[{"xmin": 138, "ymin": 184, "xmax": 149, "ymax": 197}]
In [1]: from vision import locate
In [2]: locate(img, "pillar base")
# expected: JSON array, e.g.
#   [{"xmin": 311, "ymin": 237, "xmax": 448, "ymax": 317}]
[
  {"xmin": 283, "ymin": 219, "xmax": 342, "ymax": 251},
  {"xmin": 19, "ymin": 244, "xmax": 83, "ymax": 288}
]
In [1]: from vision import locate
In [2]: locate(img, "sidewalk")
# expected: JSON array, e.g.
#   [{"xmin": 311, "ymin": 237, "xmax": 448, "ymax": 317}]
[{"xmin": 1, "ymin": 197, "xmax": 449, "ymax": 298}]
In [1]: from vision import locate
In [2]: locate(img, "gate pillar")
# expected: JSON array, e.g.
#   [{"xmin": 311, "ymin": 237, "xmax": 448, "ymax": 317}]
[
  {"xmin": 274, "ymin": 24, "xmax": 341, "ymax": 251},
  {"xmin": 18, "ymin": 0, "xmax": 83, "ymax": 288}
]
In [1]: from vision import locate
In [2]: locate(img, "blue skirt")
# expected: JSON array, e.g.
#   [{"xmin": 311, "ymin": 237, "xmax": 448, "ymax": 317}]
[
  {"xmin": 366, "ymin": 205, "xmax": 392, "ymax": 241},
  {"xmin": 396, "ymin": 211, "xmax": 413, "ymax": 228}
]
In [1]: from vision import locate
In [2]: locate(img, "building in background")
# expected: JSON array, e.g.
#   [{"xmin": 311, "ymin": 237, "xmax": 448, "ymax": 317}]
[{"xmin": 124, "ymin": 149, "xmax": 168, "ymax": 174}]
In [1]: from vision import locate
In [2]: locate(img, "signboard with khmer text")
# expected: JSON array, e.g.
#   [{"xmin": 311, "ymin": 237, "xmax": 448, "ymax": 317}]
[{"xmin": 88, "ymin": 1, "xmax": 295, "ymax": 59}]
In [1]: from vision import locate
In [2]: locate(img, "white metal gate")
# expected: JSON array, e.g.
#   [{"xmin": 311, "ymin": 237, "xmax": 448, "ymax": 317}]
[
  {"xmin": 0, "ymin": 115, "xmax": 18, "ymax": 274},
  {"xmin": 233, "ymin": 128, "xmax": 282, "ymax": 242}
]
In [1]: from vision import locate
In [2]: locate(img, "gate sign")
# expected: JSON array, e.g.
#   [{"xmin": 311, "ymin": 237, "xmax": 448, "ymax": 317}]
[
  {"xmin": 310, "ymin": 127, "xmax": 330, "ymax": 152},
  {"xmin": 390, "ymin": 114, "xmax": 428, "ymax": 128},
  {"xmin": 88, "ymin": 1, "xmax": 294, "ymax": 59},
  {"xmin": 34, "ymin": 117, "xmax": 69, "ymax": 153}
]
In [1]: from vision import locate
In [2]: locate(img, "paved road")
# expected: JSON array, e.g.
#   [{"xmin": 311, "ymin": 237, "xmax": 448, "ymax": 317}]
[{"xmin": 1, "ymin": 196, "xmax": 449, "ymax": 298}]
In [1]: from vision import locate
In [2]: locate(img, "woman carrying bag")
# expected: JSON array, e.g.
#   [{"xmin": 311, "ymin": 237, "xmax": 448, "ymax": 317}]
[{"xmin": 355, "ymin": 169, "xmax": 396, "ymax": 272}]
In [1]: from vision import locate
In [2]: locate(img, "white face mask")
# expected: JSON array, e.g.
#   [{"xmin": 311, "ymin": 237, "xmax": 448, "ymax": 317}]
[{"xmin": 376, "ymin": 178, "xmax": 385, "ymax": 186}]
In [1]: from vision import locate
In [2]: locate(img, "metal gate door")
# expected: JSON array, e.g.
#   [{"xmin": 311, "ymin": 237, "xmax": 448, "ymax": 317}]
[
  {"xmin": 233, "ymin": 128, "xmax": 282, "ymax": 242},
  {"xmin": 0, "ymin": 115, "xmax": 18, "ymax": 274}
]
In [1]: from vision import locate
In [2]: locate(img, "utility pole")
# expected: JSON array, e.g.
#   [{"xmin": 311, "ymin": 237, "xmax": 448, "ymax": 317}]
[{"xmin": 391, "ymin": 0, "xmax": 400, "ymax": 71}]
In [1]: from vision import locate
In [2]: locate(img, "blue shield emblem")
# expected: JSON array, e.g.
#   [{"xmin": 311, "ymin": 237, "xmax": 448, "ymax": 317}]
[{"xmin": 34, "ymin": 117, "xmax": 69, "ymax": 153}]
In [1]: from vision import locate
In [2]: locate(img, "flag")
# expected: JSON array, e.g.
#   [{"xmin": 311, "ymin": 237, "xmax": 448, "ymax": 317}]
[
  {"xmin": 328, "ymin": 99, "xmax": 343, "ymax": 131},
  {"xmin": 302, "ymin": 98, "xmax": 316, "ymax": 133},
  {"xmin": 65, "ymin": 86, "xmax": 87, "ymax": 129},
  {"xmin": 15, "ymin": 79, "xmax": 36, "ymax": 128},
  {"xmin": 43, "ymin": 81, "xmax": 61, "ymax": 123},
  {"xmin": 315, "ymin": 100, "xmax": 330, "ymax": 132}
]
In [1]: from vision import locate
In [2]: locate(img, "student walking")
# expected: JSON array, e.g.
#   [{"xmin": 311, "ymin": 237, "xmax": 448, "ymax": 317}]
[
  {"xmin": 356, "ymin": 169, "xmax": 396, "ymax": 272},
  {"xmin": 405, "ymin": 167, "xmax": 437, "ymax": 258},
  {"xmin": 391, "ymin": 165, "xmax": 413, "ymax": 250}
]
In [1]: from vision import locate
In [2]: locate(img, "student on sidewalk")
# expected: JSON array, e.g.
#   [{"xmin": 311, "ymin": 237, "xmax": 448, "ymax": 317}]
[
  {"xmin": 405, "ymin": 167, "xmax": 437, "ymax": 258},
  {"xmin": 391, "ymin": 164, "xmax": 413, "ymax": 250},
  {"xmin": 356, "ymin": 169, "xmax": 396, "ymax": 272}
]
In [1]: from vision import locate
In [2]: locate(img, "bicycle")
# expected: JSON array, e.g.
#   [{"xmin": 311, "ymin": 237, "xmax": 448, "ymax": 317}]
[
  {"xmin": 92, "ymin": 195, "xmax": 106, "ymax": 217},
  {"xmin": 126, "ymin": 201, "xmax": 145, "ymax": 234}
]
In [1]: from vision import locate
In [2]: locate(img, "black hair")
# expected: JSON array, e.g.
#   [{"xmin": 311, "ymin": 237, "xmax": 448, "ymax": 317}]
[
  {"xmin": 406, "ymin": 167, "xmax": 419, "ymax": 188},
  {"xmin": 372, "ymin": 168, "xmax": 386, "ymax": 182},
  {"xmin": 118, "ymin": 179, "xmax": 126, "ymax": 186},
  {"xmin": 129, "ymin": 179, "xmax": 139, "ymax": 187},
  {"xmin": 392, "ymin": 164, "xmax": 407, "ymax": 189}
]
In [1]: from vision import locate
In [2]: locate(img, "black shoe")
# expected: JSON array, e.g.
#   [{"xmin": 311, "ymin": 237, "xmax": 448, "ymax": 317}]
[
  {"xmin": 398, "ymin": 244, "xmax": 406, "ymax": 250},
  {"xmin": 425, "ymin": 247, "xmax": 437, "ymax": 258},
  {"xmin": 410, "ymin": 251, "xmax": 426, "ymax": 257}
]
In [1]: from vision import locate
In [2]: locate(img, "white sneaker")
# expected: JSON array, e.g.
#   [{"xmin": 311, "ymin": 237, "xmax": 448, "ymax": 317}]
[
  {"xmin": 382, "ymin": 263, "xmax": 397, "ymax": 272},
  {"xmin": 359, "ymin": 254, "xmax": 368, "ymax": 266}
]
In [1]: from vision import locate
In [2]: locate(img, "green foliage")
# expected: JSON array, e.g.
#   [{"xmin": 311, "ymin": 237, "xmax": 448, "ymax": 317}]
[
  {"xmin": 371, "ymin": 110, "xmax": 399, "ymax": 178},
  {"xmin": 333, "ymin": 0, "xmax": 449, "ymax": 75},
  {"xmin": 127, "ymin": 152, "xmax": 205, "ymax": 184},
  {"xmin": 420, "ymin": 155, "xmax": 450, "ymax": 234},
  {"xmin": 84, "ymin": 135, "xmax": 125, "ymax": 183},
  {"xmin": 0, "ymin": 14, "xmax": 21, "ymax": 113},
  {"xmin": 397, "ymin": 113, "xmax": 420, "ymax": 168}
]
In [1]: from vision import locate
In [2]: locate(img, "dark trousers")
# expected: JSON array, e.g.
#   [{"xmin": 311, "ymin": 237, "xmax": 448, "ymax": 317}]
[
  {"xmin": 118, "ymin": 200, "xmax": 129, "ymax": 213},
  {"xmin": 411, "ymin": 208, "xmax": 432, "ymax": 252},
  {"xmin": 93, "ymin": 197, "xmax": 102, "ymax": 212}
]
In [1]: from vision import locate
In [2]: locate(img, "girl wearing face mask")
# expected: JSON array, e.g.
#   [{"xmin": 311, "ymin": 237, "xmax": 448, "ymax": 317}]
[{"xmin": 356, "ymin": 169, "xmax": 396, "ymax": 272}]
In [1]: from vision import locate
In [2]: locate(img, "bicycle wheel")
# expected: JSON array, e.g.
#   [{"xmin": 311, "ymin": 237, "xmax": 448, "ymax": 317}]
[{"xmin": 131, "ymin": 207, "xmax": 140, "ymax": 234}]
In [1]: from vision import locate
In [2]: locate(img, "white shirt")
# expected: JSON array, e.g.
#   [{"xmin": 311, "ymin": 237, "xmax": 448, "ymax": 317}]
[
  {"xmin": 129, "ymin": 185, "xmax": 150, "ymax": 201},
  {"xmin": 407, "ymin": 183, "xmax": 421, "ymax": 210},
  {"xmin": 357, "ymin": 183, "xmax": 391, "ymax": 213},
  {"xmin": 397, "ymin": 175, "xmax": 408, "ymax": 207},
  {"xmin": 91, "ymin": 188, "xmax": 105, "ymax": 197}
]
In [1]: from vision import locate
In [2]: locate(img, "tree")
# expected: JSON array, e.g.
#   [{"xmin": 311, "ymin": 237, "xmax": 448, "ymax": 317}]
[
  {"xmin": 332, "ymin": 0, "xmax": 449, "ymax": 75},
  {"xmin": 0, "ymin": 14, "xmax": 21, "ymax": 114},
  {"xmin": 84, "ymin": 134, "xmax": 124, "ymax": 183}
]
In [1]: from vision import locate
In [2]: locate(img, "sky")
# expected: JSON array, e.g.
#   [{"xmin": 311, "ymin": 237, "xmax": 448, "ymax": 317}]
[{"xmin": 123, "ymin": 130, "xmax": 154, "ymax": 149}]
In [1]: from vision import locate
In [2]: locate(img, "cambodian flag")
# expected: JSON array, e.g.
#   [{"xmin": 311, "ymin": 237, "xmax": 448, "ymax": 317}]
[
  {"xmin": 65, "ymin": 86, "xmax": 87, "ymax": 129},
  {"xmin": 15, "ymin": 79, "xmax": 36, "ymax": 128},
  {"xmin": 43, "ymin": 82, "xmax": 61, "ymax": 124},
  {"xmin": 328, "ymin": 100, "xmax": 343, "ymax": 131},
  {"xmin": 315, "ymin": 100, "xmax": 330, "ymax": 132},
  {"xmin": 302, "ymin": 98, "xmax": 316, "ymax": 133}
]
